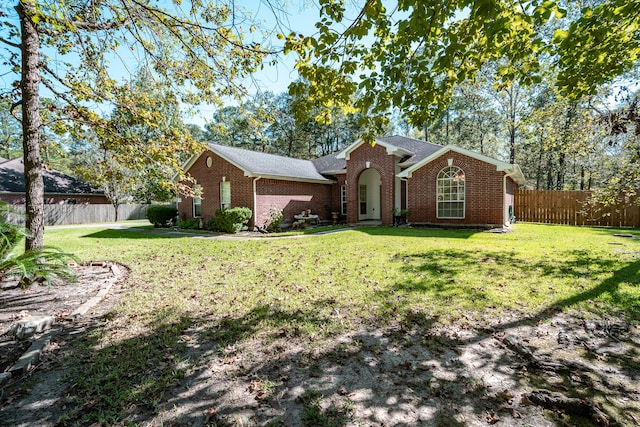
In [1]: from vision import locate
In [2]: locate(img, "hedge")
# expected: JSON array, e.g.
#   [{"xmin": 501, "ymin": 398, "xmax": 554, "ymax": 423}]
[
  {"xmin": 146, "ymin": 205, "xmax": 177, "ymax": 227},
  {"xmin": 209, "ymin": 207, "xmax": 252, "ymax": 233}
]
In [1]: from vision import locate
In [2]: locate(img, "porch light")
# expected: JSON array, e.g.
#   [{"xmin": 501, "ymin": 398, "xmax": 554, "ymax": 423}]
[{"xmin": 222, "ymin": 176, "xmax": 226, "ymax": 182}]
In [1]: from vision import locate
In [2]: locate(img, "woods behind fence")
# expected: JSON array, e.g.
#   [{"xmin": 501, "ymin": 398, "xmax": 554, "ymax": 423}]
[{"xmin": 515, "ymin": 190, "xmax": 640, "ymax": 227}]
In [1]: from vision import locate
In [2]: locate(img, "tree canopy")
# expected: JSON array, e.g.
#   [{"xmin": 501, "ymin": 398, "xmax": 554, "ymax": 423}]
[
  {"xmin": 284, "ymin": 0, "xmax": 640, "ymax": 137},
  {"xmin": 0, "ymin": 0, "xmax": 281, "ymax": 249}
]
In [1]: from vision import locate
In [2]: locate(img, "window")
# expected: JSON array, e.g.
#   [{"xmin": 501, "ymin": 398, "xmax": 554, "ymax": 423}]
[
  {"xmin": 359, "ymin": 184, "xmax": 367, "ymax": 215},
  {"xmin": 436, "ymin": 166, "xmax": 465, "ymax": 218},
  {"xmin": 340, "ymin": 185, "xmax": 347, "ymax": 215},
  {"xmin": 193, "ymin": 184, "xmax": 202, "ymax": 217},
  {"xmin": 220, "ymin": 181, "xmax": 231, "ymax": 209}
]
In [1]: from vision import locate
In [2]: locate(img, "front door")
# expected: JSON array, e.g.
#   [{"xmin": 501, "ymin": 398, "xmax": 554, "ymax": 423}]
[{"xmin": 358, "ymin": 168, "xmax": 381, "ymax": 221}]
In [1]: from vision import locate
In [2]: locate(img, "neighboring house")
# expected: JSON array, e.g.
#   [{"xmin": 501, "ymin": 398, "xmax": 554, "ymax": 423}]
[
  {"xmin": 0, "ymin": 158, "xmax": 108, "ymax": 205},
  {"xmin": 178, "ymin": 136, "xmax": 525, "ymax": 228}
]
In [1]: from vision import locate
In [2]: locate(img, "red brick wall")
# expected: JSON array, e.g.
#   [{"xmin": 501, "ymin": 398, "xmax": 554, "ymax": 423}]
[
  {"xmin": 406, "ymin": 151, "xmax": 506, "ymax": 226},
  {"xmin": 0, "ymin": 193, "xmax": 109, "ymax": 204},
  {"xmin": 345, "ymin": 143, "xmax": 396, "ymax": 225},
  {"xmin": 255, "ymin": 179, "xmax": 334, "ymax": 226},
  {"xmin": 178, "ymin": 150, "xmax": 336, "ymax": 228},
  {"xmin": 178, "ymin": 151, "xmax": 255, "ymax": 224}
]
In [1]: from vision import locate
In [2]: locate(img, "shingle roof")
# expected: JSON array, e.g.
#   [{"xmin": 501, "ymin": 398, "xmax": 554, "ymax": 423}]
[
  {"xmin": 315, "ymin": 136, "xmax": 442, "ymax": 173},
  {"xmin": 209, "ymin": 144, "xmax": 334, "ymax": 183},
  {"xmin": 312, "ymin": 153, "xmax": 346, "ymax": 174},
  {"xmin": 200, "ymin": 136, "xmax": 522, "ymax": 183},
  {"xmin": 0, "ymin": 158, "xmax": 102, "ymax": 194},
  {"xmin": 375, "ymin": 136, "xmax": 442, "ymax": 164}
]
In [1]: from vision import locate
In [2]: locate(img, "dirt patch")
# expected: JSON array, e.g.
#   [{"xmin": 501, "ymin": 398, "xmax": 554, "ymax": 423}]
[
  {"xmin": 1, "ymin": 265, "xmax": 639, "ymax": 426},
  {"xmin": 0, "ymin": 262, "xmax": 128, "ymax": 425},
  {"xmin": 138, "ymin": 313, "xmax": 638, "ymax": 427}
]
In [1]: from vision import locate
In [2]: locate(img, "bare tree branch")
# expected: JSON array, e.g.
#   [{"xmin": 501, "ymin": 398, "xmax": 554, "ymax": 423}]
[
  {"xmin": 9, "ymin": 100, "xmax": 22, "ymax": 121},
  {"xmin": 0, "ymin": 37, "xmax": 21, "ymax": 49}
]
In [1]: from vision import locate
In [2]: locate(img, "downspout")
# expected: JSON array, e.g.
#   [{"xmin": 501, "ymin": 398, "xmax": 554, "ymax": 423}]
[
  {"xmin": 503, "ymin": 169, "xmax": 518, "ymax": 227},
  {"xmin": 253, "ymin": 176, "xmax": 262, "ymax": 229}
]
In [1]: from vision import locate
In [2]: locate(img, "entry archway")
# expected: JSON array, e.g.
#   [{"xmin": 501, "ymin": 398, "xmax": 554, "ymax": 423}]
[{"xmin": 358, "ymin": 168, "xmax": 381, "ymax": 221}]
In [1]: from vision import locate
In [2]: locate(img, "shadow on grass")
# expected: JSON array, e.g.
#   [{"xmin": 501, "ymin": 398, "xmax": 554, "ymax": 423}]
[
  {"xmin": 2, "ymin": 241, "xmax": 639, "ymax": 425},
  {"xmin": 593, "ymin": 227, "xmax": 640, "ymax": 238},
  {"xmin": 388, "ymin": 245, "xmax": 639, "ymax": 322},
  {"xmin": 81, "ymin": 229, "xmax": 204, "ymax": 240},
  {"xmin": 3, "ymin": 272, "xmax": 639, "ymax": 426},
  {"xmin": 352, "ymin": 226, "xmax": 482, "ymax": 239}
]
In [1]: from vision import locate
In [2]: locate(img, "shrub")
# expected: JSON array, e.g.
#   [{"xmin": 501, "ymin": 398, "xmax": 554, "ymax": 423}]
[
  {"xmin": 265, "ymin": 207, "xmax": 284, "ymax": 232},
  {"xmin": 147, "ymin": 205, "xmax": 178, "ymax": 227},
  {"xmin": 178, "ymin": 218, "xmax": 200, "ymax": 229},
  {"xmin": 211, "ymin": 207, "xmax": 252, "ymax": 233},
  {"xmin": 204, "ymin": 217, "xmax": 217, "ymax": 231}
]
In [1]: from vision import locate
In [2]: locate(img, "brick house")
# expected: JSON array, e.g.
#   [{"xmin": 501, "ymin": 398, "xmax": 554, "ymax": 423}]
[
  {"xmin": 178, "ymin": 136, "xmax": 525, "ymax": 228},
  {"xmin": 0, "ymin": 158, "xmax": 108, "ymax": 205}
]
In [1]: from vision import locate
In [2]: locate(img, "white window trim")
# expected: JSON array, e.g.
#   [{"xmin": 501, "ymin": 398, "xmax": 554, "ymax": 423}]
[
  {"xmin": 220, "ymin": 181, "xmax": 231, "ymax": 209},
  {"xmin": 436, "ymin": 166, "xmax": 465, "ymax": 219},
  {"xmin": 193, "ymin": 184, "xmax": 202, "ymax": 217},
  {"xmin": 340, "ymin": 185, "xmax": 347, "ymax": 215}
]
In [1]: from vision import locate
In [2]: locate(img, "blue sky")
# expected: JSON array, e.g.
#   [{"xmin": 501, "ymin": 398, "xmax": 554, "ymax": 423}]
[{"xmin": 0, "ymin": 1, "xmax": 326, "ymax": 127}]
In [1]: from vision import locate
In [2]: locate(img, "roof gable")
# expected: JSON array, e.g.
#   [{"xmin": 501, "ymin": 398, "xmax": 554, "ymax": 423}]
[
  {"xmin": 337, "ymin": 136, "xmax": 414, "ymax": 160},
  {"xmin": 397, "ymin": 145, "xmax": 525, "ymax": 184}
]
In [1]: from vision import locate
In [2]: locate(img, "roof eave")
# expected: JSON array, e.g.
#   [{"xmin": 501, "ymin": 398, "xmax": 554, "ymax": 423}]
[
  {"xmin": 398, "ymin": 160, "xmax": 416, "ymax": 168},
  {"xmin": 398, "ymin": 145, "xmax": 525, "ymax": 179},
  {"xmin": 337, "ymin": 138, "xmax": 414, "ymax": 160},
  {"xmin": 505, "ymin": 164, "xmax": 526, "ymax": 185},
  {"xmin": 249, "ymin": 173, "xmax": 336, "ymax": 185},
  {"xmin": 318, "ymin": 169, "xmax": 346, "ymax": 175}
]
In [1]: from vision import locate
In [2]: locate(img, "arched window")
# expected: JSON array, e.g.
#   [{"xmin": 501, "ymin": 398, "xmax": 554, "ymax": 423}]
[{"xmin": 436, "ymin": 166, "xmax": 465, "ymax": 218}]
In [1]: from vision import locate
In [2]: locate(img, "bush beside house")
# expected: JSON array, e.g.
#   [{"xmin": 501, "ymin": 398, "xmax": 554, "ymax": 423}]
[
  {"xmin": 147, "ymin": 205, "xmax": 177, "ymax": 227},
  {"xmin": 208, "ymin": 207, "xmax": 252, "ymax": 233}
]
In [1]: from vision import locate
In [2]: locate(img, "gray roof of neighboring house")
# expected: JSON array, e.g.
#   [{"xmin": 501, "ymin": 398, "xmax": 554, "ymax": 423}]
[
  {"xmin": 209, "ymin": 143, "xmax": 334, "ymax": 183},
  {"xmin": 0, "ymin": 158, "xmax": 102, "ymax": 194}
]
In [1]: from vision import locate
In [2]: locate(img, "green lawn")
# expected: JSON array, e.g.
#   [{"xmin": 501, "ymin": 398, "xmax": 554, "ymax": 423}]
[
  {"xmin": 47, "ymin": 223, "xmax": 640, "ymax": 329},
  {"xmin": 43, "ymin": 223, "xmax": 640, "ymax": 425}
]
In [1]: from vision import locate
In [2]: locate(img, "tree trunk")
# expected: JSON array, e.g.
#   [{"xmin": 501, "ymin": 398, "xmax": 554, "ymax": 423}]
[
  {"xmin": 508, "ymin": 126, "xmax": 516, "ymax": 164},
  {"xmin": 556, "ymin": 151, "xmax": 565, "ymax": 190},
  {"xmin": 18, "ymin": 1, "xmax": 45, "ymax": 250}
]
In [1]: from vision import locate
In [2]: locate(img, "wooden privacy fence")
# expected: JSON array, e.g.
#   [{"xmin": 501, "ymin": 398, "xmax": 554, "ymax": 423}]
[
  {"xmin": 7, "ymin": 204, "xmax": 149, "ymax": 226},
  {"xmin": 515, "ymin": 190, "xmax": 640, "ymax": 227}
]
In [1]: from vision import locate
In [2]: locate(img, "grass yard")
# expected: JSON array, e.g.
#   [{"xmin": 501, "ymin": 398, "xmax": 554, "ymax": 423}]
[{"xmin": 40, "ymin": 223, "xmax": 640, "ymax": 425}]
